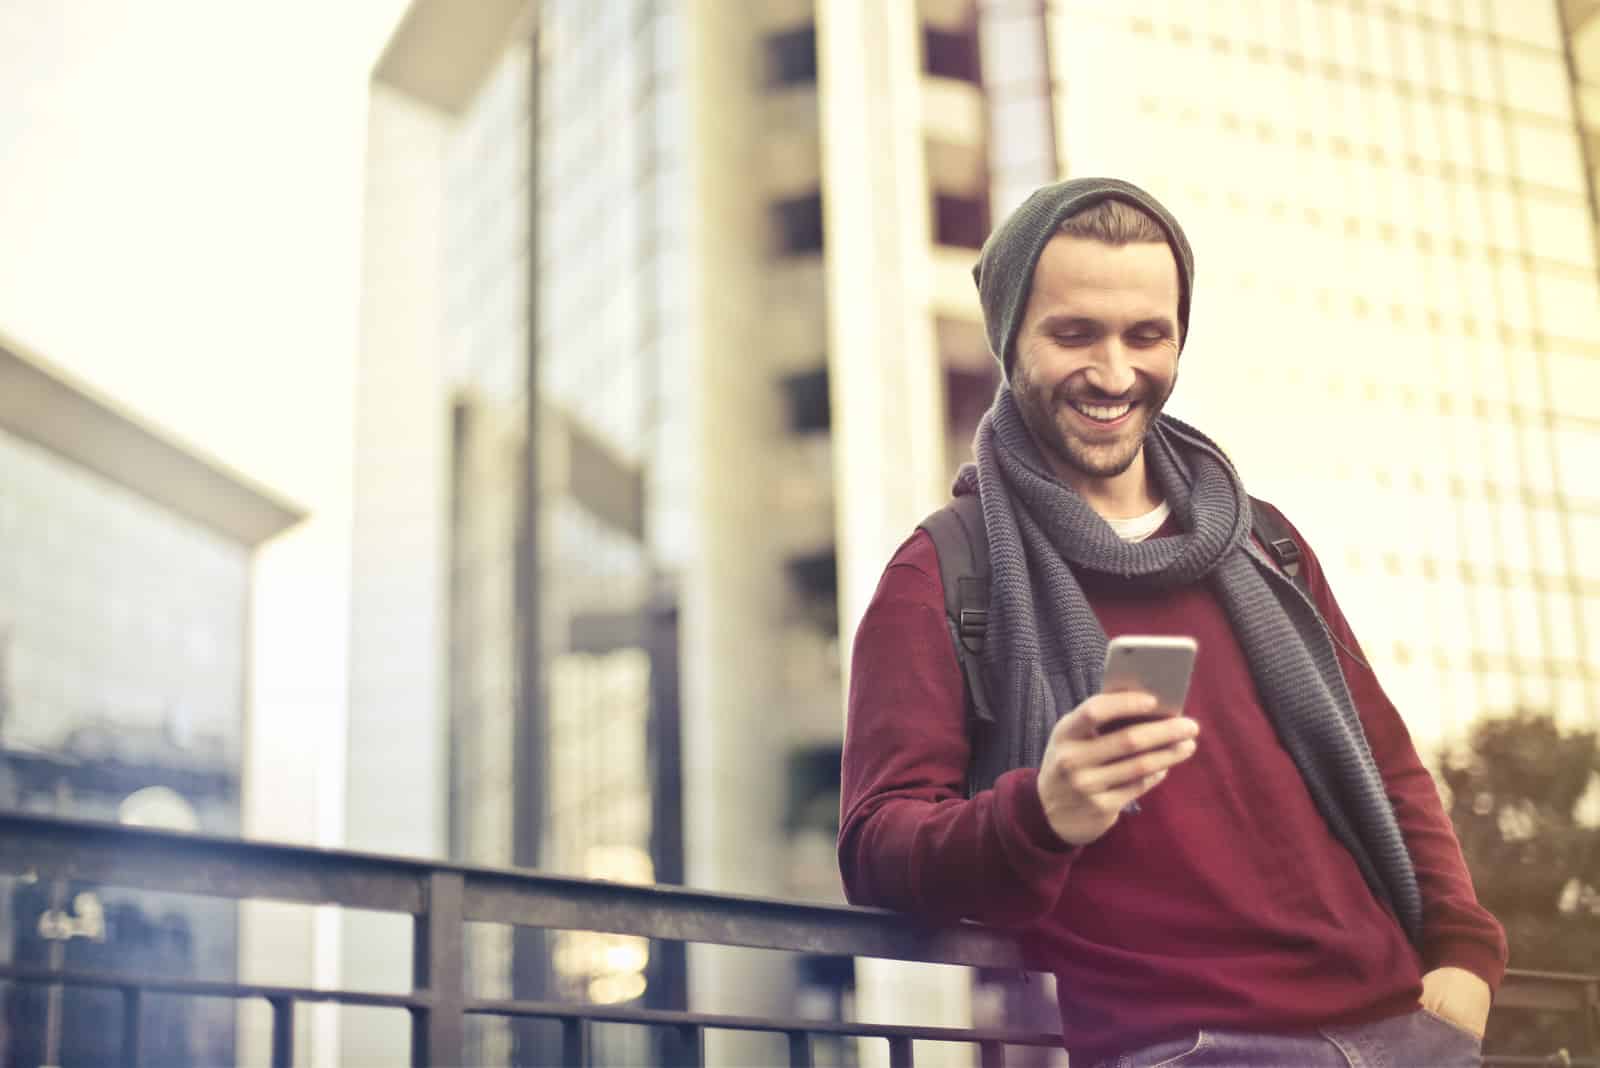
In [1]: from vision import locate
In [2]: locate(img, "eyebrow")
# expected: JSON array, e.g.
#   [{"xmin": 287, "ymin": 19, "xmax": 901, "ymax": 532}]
[{"xmin": 1036, "ymin": 314, "xmax": 1176, "ymax": 335}]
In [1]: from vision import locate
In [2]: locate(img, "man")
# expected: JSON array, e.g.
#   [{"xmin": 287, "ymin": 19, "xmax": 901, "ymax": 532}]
[{"xmin": 838, "ymin": 178, "xmax": 1506, "ymax": 1067}]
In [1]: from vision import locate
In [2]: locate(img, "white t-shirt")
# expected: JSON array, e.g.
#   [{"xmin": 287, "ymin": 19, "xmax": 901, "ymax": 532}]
[{"xmin": 1107, "ymin": 500, "xmax": 1171, "ymax": 543}]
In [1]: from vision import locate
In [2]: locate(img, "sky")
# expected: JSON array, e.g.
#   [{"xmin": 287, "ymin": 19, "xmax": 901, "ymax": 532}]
[{"xmin": 0, "ymin": 0, "xmax": 406, "ymax": 506}]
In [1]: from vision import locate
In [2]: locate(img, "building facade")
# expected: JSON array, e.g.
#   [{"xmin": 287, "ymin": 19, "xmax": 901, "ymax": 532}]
[
  {"xmin": 352, "ymin": 0, "xmax": 1600, "ymax": 1064},
  {"xmin": 0, "ymin": 335, "xmax": 302, "ymax": 1066},
  {"xmin": 1014, "ymin": 0, "xmax": 1600, "ymax": 749}
]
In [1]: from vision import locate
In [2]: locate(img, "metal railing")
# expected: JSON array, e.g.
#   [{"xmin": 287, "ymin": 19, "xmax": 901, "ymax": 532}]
[{"xmin": 0, "ymin": 812, "xmax": 1591, "ymax": 1067}]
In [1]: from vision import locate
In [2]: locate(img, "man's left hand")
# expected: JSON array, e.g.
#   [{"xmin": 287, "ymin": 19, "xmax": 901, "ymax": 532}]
[{"xmin": 1421, "ymin": 966, "xmax": 1491, "ymax": 1039}]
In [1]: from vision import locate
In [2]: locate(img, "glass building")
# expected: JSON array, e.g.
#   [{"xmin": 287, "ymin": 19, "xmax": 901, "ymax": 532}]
[
  {"xmin": 355, "ymin": 0, "xmax": 1599, "ymax": 1064},
  {"xmin": 0, "ymin": 335, "xmax": 302, "ymax": 1066},
  {"xmin": 1009, "ymin": 0, "xmax": 1600, "ymax": 748}
]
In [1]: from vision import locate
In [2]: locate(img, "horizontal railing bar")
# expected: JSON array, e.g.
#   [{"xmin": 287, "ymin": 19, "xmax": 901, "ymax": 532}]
[
  {"xmin": 0, "ymin": 962, "xmax": 427, "ymax": 1011},
  {"xmin": 1494, "ymin": 968, "xmax": 1600, "ymax": 983},
  {"xmin": 0, "ymin": 813, "xmax": 1025, "ymax": 969},
  {"xmin": 464, "ymin": 996, "xmax": 1064, "ymax": 1047},
  {"xmin": 1494, "ymin": 973, "xmax": 1593, "ymax": 1012},
  {"xmin": 0, "ymin": 813, "xmax": 423, "ymax": 914},
  {"xmin": 0, "ymin": 812, "xmax": 1591, "ymax": 1049},
  {"xmin": 461, "ymin": 870, "xmax": 1024, "ymax": 968}
]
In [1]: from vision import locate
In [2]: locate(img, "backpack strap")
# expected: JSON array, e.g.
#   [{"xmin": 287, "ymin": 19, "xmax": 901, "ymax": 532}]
[
  {"xmin": 917, "ymin": 494, "xmax": 995, "ymax": 730},
  {"xmin": 917, "ymin": 494, "xmax": 1322, "ymax": 733},
  {"xmin": 1249, "ymin": 495, "xmax": 1311, "ymax": 600},
  {"xmin": 1250, "ymin": 495, "xmax": 1371, "ymax": 669}
]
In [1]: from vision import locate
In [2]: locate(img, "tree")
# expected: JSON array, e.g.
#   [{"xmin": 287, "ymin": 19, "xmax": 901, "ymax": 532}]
[{"xmin": 1441, "ymin": 709, "xmax": 1600, "ymax": 1059}]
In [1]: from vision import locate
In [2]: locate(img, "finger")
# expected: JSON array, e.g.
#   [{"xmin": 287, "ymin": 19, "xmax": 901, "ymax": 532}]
[
  {"xmin": 1073, "ymin": 738, "xmax": 1198, "ymax": 794},
  {"xmin": 1061, "ymin": 691, "xmax": 1161, "ymax": 740},
  {"xmin": 1073, "ymin": 715, "xmax": 1199, "ymax": 768},
  {"xmin": 1089, "ymin": 768, "xmax": 1168, "ymax": 816}
]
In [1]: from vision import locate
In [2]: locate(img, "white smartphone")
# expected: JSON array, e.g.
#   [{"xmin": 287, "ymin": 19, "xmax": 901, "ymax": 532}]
[{"xmin": 1098, "ymin": 635, "xmax": 1198, "ymax": 733}]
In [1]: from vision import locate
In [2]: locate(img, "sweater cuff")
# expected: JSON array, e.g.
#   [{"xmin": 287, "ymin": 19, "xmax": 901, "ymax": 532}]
[
  {"xmin": 996, "ymin": 767, "xmax": 1077, "ymax": 856},
  {"xmin": 1425, "ymin": 939, "xmax": 1509, "ymax": 996}
]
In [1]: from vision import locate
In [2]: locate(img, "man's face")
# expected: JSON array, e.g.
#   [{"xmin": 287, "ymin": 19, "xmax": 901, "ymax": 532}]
[{"xmin": 1010, "ymin": 234, "xmax": 1182, "ymax": 489}]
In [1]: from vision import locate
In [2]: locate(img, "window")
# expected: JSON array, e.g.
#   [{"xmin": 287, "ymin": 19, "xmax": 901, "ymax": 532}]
[
  {"xmin": 933, "ymin": 193, "xmax": 990, "ymax": 250},
  {"xmin": 781, "ymin": 368, "xmax": 830, "ymax": 433},
  {"xmin": 924, "ymin": 26, "xmax": 981, "ymax": 84},
  {"xmin": 945, "ymin": 365, "xmax": 1000, "ymax": 440},
  {"xmin": 787, "ymin": 547, "xmax": 838, "ymax": 600},
  {"xmin": 766, "ymin": 26, "xmax": 817, "ymax": 87},
  {"xmin": 773, "ymin": 194, "xmax": 825, "ymax": 255}
]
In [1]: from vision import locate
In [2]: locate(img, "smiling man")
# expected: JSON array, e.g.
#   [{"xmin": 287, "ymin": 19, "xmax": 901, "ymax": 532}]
[{"xmin": 838, "ymin": 178, "xmax": 1506, "ymax": 1067}]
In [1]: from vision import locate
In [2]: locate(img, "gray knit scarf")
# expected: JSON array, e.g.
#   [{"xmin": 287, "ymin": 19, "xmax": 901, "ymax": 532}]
[{"xmin": 957, "ymin": 389, "xmax": 1423, "ymax": 942}]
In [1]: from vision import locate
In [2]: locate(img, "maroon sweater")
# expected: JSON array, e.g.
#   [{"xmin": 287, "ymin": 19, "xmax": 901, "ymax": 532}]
[{"xmin": 838, "ymin": 510, "xmax": 1506, "ymax": 1064}]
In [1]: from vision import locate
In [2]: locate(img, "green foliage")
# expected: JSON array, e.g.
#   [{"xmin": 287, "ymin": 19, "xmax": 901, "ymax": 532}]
[{"xmin": 1441, "ymin": 709, "xmax": 1600, "ymax": 1058}]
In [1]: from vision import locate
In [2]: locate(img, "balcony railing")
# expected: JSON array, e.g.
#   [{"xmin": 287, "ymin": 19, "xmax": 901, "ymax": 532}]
[{"xmin": 0, "ymin": 812, "xmax": 1592, "ymax": 1067}]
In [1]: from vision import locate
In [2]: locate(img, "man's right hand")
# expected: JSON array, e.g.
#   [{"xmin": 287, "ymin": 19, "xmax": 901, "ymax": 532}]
[{"xmin": 1035, "ymin": 692, "xmax": 1200, "ymax": 846}]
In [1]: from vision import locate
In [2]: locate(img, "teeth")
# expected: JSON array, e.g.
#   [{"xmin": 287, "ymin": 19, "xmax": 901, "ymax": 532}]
[{"xmin": 1072, "ymin": 401, "xmax": 1132, "ymax": 422}]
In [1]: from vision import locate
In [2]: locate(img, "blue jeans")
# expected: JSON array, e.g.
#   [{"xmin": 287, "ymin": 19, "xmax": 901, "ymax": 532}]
[{"xmin": 1107, "ymin": 1009, "xmax": 1482, "ymax": 1067}]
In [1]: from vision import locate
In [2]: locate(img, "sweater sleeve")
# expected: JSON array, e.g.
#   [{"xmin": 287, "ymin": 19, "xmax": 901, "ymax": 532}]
[
  {"xmin": 837, "ymin": 531, "xmax": 1078, "ymax": 928},
  {"xmin": 1264, "ymin": 504, "xmax": 1510, "ymax": 992}
]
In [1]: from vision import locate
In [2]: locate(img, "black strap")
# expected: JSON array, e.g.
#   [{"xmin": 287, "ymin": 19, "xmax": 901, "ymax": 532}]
[
  {"xmin": 1248, "ymin": 495, "xmax": 1310, "ymax": 600},
  {"xmin": 920, "ymin": 495, "xmax": 1321, "ymax": 734},
  {"xmin": 1250, "ymin": 496, "xmax": 1371, "ymax": 669},
  {"xmin": 917, "ymin": 495, "xmax": 994, "ymax": 729}
]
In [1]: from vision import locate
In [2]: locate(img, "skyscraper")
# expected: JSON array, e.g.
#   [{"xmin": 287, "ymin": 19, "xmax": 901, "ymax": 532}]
[
  {"xmin": 1009, "ymin": 0, "xmax": 1600, "ymax": 748},
  {"xmin": 353, "ymin": 1, "xmax": 1600, "ymax": 1063}
]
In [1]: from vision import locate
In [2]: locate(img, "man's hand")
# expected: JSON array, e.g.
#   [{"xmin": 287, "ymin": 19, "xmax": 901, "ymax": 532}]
[
  {"xmin": 1421, "ymin": 967, "xmax": 1491, "ymax": 1039},
  {"xmin": 1035, "ymin": 692, "xmax": 1199, "ymax": 846}
]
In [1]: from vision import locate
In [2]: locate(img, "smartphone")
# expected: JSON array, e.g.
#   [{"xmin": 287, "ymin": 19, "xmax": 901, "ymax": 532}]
[{"xmin": 1098, "ymin": 635, "xmax": 1198, "ymax": 734}]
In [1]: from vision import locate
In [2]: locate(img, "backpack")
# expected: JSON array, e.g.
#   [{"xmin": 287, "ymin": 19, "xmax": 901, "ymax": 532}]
[{"xmin": 917, "ymin": 494, "xmax": 1310, "ymax": 736}]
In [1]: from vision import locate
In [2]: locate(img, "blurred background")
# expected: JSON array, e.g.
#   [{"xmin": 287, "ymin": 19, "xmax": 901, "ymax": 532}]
[{"xmin": 0, "ymin": 0, "xmax": 1597, "ymax": 1065}]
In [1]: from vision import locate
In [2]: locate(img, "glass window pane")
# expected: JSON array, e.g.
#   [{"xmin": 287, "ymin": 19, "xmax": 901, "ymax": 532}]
[
  {"xmin": 1513, "ymin": 122, "xmax": 1586, "ymax": 192},
  {"xmin": 1534, "ymin": 270, "xmax": 1600, "ymax": 341},
  {"xmin": 1488, "ymin": 0, "xmax": 1563, "ymax": 51},
  {"xmin": 1497, "ymin": 50, "xmax": 1573, "ymax": 120},
  {"xmin": 1524, "ymin": 196, "xmax": 1597, "ymax": 271}
]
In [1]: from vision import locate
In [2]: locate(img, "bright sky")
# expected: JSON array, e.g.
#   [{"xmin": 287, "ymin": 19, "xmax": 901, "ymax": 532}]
[
  {"xmin": 0, "ymin": 0, "xmax": 409, "ymax": 853},
  {"xmin": 0, "ymin": 0, "xmax": 406, "ymax": 506}
]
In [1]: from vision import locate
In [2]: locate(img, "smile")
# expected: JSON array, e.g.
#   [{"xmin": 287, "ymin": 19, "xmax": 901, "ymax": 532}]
[{"xmin": 1069, "ymin": 400, "xmax": 1135, "ymax": 426}]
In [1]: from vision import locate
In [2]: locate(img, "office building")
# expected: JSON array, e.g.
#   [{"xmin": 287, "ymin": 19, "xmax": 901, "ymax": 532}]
[
  {"xmin": 0, "ymin": 334, "xmax": 303, "ymax": 1066},
  {"xmin": 352, "ymin": 0, "xmax": 1599, "ymax": 1063},
  {"xmin": 1009, "ymin": 0, "xmax": 1600, "ymax": 746}
]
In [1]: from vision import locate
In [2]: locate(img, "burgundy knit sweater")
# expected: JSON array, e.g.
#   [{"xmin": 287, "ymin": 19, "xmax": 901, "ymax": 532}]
[{"xmin": 838, "ymin": 511, "xmax": 1506, "ymax": 1065}]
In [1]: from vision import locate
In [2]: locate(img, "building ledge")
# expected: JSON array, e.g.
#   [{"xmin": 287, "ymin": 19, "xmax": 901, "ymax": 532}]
[
  {"xmin": 0, "ymin": 332, "xmax": 305, "ymax": 548},
  {"xmin": 373, "ymin": 0, "xmax": 528, "ymax": 115}
]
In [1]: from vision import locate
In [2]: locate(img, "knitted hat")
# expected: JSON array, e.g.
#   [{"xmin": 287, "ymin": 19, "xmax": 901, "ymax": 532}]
[{"xmin": 972, "ymin": 177, "xmax": 1196, "ymax": 380}]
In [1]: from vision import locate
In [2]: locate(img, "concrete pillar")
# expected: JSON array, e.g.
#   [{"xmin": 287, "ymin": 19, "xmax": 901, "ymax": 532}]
[
  {"xmin": 678, "ymin": 1, "xmax": 797, "ymax": 1061},
  {"xmin": 341, "ymin": 83, "xmax": 452, "ymax": 1066},
  {"xmin": 817, "ymin": 0, "xmax": 971, "ymax": 1063}
]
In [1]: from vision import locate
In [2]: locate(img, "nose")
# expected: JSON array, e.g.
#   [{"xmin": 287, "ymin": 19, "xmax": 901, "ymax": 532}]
[{"xmin": 1082, "ymin": 338, "xmax": 1137, "ymax": 397}]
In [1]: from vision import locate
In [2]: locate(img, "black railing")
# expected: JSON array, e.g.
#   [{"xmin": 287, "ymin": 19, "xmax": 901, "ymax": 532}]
[{"xmin": 0, "ymin": 812, "xmax": 1592, "ymax": 1067}]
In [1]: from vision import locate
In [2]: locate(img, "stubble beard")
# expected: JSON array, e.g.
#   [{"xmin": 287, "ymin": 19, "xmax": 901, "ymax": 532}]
[{"xmin": 1012, "ymin": 365, "xmax": 1174, "ymax": 484}]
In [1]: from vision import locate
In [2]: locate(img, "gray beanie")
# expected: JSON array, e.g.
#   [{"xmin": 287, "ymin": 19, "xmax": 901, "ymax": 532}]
[{"xmin": 972, "ymin": 176, "xmax": 1196, "ymax": 380}]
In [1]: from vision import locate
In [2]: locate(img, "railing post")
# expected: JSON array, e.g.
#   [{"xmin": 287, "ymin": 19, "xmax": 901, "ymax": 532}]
[
  {"xmin": 562, "ymin": 1018, "xmax": 591, "ymax": 1066},
  {"xmin": 1586, "ymin": 977, "xmax": 1600, "ymax": 1061},
  {"xmin": 665, "ymin": 1023, "xmax": 705, "ymax": 1068},
  {"xmin": 120, "ymin": 986, "xmax": 141, "ymax": 1068},
  {"xmin": 888, "ymin": 1034, "xmax": 915, "ymax": 1068},
  {"xmin": 787, "ymin": 1030, "xmax": 813, "ymax": 1068},
  {"xmin": 411, "ymin": 871, "xmax": 466, "ymax": 1067},
  {"xmin": 268, "ymin": 995, "xmax": 296, "ymax": 1068}
]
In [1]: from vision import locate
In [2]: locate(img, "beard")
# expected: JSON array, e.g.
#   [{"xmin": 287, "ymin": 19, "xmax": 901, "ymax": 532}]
[{"xmin": 1011, "ymin": 363, "xmax": 1175, "ymax": 483}]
